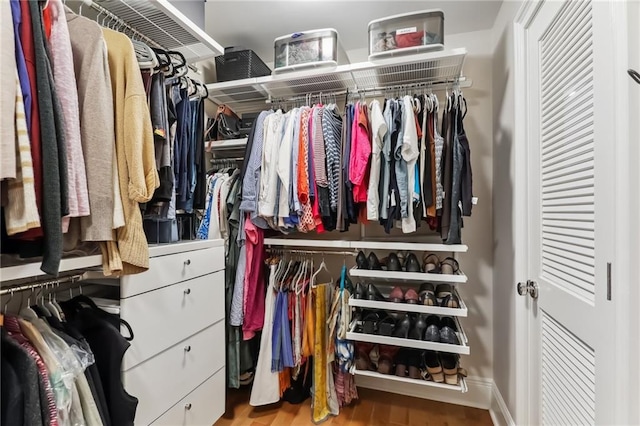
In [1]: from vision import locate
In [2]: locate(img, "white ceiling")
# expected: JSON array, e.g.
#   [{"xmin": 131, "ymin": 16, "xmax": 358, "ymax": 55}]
[{"xmin": 204, "ymin": 0, "xmax": 503, "ymax": 65}]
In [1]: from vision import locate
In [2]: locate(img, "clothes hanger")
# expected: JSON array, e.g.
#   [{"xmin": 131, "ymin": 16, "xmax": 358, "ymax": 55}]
[
  {"xmin": 45, "ymin": 281, "xmax": 62, "ymax": 321},
  {"xmin": 3, "ymin": 289, "xmax": 15, "ymax": 315},
  {"xmin": 311, "ymin": 255, "xmax": 333, "ymax": 287}
]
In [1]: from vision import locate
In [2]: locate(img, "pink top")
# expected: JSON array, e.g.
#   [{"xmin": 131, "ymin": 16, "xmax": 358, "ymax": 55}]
[
  {"xmin": 243, "ymin": 215, "xmax": 265, "ymax": 340},
  {"xmin": 349, "ymin": 102, "xmax": 371, "ymax": 203},
  {"xmin": 49, "ymin": 0, "xmax": 90, "ymax": 227}
]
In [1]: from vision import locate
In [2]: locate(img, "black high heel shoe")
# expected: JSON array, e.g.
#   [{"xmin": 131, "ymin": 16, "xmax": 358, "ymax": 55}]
[
  {"xmin": 386, "ymin": 253, "xmax": 402, "ymax": 271},
  {"xmin": 393, "ymin": 313, "xmax": 412, "ymax": 338},
  {"xmin": 367, "ymin": 252, "xmax": 383, "ymax": 270},
  {"xmin": 356, "ymin": 251, "xmax": 368, "ymax": 269},
  {"xmin": 366, "ymin": 283, "xmax": 386, "ymax": 301},
  {"xmin": 409, "ymin": 314, "xmax": 427, "ymax": 340}
]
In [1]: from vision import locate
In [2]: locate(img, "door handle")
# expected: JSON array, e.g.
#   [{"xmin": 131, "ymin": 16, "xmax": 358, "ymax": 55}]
[{"xmin": 517, "ymin": 280, "xmax": 539, "ymax": 300}]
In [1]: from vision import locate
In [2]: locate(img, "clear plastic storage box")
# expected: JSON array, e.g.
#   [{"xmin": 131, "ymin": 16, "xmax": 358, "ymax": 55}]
[
  {"xmin": 368, "ymin": 10, "xmax": 444, "ymax": 59},
  {"xmin": 274, "ymin": 28, "xmax": 347, "ymax": 73}
]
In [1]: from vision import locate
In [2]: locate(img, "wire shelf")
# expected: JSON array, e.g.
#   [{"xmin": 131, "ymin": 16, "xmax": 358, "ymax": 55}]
[{"xmin": 206, "ymin": 48, "xmax": 468, "ymax": 113}]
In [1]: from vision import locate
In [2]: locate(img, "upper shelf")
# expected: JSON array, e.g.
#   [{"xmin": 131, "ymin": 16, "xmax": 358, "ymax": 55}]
[
  {"xmin": 84, "ymin": 0, "xmax": 224, "ymax": 63},
  {"xmin": 263, "ymin": 238, "xmax": 468, "ymax": 253},
  {"xmin": 206, "ymin": 48, "xmax": 467, "ymax": 113}
]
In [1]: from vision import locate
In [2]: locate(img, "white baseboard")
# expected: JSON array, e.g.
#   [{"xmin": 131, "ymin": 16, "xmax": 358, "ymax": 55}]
[
  {"xmin": 355, "ymin": 375, "xmax": 493, "ymax": 410},
  {"xmin": 489, "ymin": 382, "xmax": 515, "ymax": 426}
]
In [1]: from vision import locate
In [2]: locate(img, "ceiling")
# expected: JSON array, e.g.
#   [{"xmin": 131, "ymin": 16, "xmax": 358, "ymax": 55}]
[{"xmin": 204, "ymin": 0, "xmax": 503, "ymax": 65}]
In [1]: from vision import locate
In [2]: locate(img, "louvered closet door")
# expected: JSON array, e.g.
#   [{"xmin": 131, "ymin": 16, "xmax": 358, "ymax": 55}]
[{"xmin": 524, "ymin": 0, "xmax": 616, "ymax": 424}]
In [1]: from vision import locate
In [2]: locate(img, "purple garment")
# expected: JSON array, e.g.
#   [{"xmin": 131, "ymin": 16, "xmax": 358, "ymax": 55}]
[{"xmin": 11, "ymin": 0, "xmax": 31, "ymax": 135}]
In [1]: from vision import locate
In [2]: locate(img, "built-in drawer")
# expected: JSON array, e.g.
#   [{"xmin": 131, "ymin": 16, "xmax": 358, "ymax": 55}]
[
  {"xmin": 151, "ymin": 367, "xmax": 225, "ymax": 426},
  {"xmin": 123, "ymin": 322, "xmax": 225, "ymax": 426},
  {"xmin": 121, "ymin": 271, "xmax": 225, "ymax": 370},
  {"xmin": 120, "ymin": 245, "xmax": 224, "ymax": 298}
]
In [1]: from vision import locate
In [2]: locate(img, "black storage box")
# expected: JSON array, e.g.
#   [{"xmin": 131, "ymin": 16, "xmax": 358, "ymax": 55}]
[{"xmin": 215, "ymin": 47, "xmax": 271, "ymax": 82}]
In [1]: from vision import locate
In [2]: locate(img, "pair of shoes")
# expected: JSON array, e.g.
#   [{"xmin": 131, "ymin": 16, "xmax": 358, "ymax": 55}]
[
  {"xmin": 356, "ymin": 251, "xmax": 384, "ymax": 270},
  {"xmin": 422, "ymin": 351, "xmax": 467, "ymax": 385},
  {"xmin": 418, "ymin": 283, "xmax": 460, "ymax": 308},
  {"xmin": 386, "ymin": 252, "xmax": 422, "ymax": 272},
  {"xmin": 422, "ymin": 255, "xmax": 461, "ymax": 275},
  {"xmin": 395, "ymin": 349, "xmax": 422, "ymax": 379},
  {"xmin": 423, "ymin": 316, "xmax": 460, "ymax": 345},
  {"xmin": 388, "ymin": 286, "xmax": 419, "ymax": 304}
]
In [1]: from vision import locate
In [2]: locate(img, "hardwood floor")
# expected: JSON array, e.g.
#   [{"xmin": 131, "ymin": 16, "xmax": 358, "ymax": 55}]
[{"xmin": 214, "ymin": 387, "xmax": 493, "ymax": 426}]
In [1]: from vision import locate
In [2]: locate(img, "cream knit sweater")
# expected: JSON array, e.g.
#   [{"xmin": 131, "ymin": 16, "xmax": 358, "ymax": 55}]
[
  {"xmin": 4, "ymin": 73, "xmax": 40, "ymax": 235},
  {"xmin": 1, "ymin": 0, "xmax": 17, "ymax": 179},
  {"xmin": 101, "ymin": 28, "xmax": 159, "ymax": 276}
]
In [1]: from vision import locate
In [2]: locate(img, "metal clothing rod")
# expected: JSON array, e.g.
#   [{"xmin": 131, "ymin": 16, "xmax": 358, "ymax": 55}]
[
  {"xmin": 0, "ymin": 274, "xmax": 84, "ymax": 296},
  {"xmin": 266, "ymin": 248, "xmax": 357, "ymax": 256},
  {"xmin": 210, "ymin": 157, "xmax": 244, "ymax": 163},
  {"xmin": 267, "ymin": 78, "xmax": 472, "ymax": 105}
]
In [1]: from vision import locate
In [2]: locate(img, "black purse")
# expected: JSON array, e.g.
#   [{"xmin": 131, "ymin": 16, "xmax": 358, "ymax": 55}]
[{"xmin": 208, "ymin": 104, "xmax": 241, "ymax": 141}]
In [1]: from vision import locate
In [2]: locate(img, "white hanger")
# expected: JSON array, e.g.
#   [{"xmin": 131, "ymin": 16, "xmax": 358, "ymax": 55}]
[{"xmin": 311, "ymin": 256, "xmax": 333, "ymax": 288}]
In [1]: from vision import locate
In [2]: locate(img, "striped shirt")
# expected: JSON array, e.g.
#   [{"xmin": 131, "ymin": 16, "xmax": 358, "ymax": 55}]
[{"xmin": 322, "ymin": 106, "xmax": 342, "ymax": 211}]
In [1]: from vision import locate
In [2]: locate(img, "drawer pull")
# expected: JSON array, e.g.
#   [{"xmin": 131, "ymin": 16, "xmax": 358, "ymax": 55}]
[
  {"xmin": 184, "ymin": 259, "xmax": 191, "ymax": 266},
  {"xmin": 184, "ymin": 288, "xmax": 191, "ymax": 295},
  {"xmin": 184, "ymin": 403, "xmax": 192, "ymax": 410},
  {"xmin": 184, "ymin": 345, "xmax": 191, "ymax": 352}
]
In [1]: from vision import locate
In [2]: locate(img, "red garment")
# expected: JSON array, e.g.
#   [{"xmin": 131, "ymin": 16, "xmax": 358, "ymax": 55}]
[
  {"xmin": 5, "ymin": 316, "xmax": 59, "ymax": 426},
  {"xmin": 242, "ymin": 215, "xmax": 265, "ymax": 340},
  {"xmin": 395, "ymin": 31, "xmax": 425, "ymax": 49},
  {"xmin": 350, "ymin": 103, "xmax": 371, "ymax": 203},
  {"xmin": 16, "ymin": 0, "xmax": 43, "ymax": 240},
  {"xmin": 42, "ymin": 3, "xmax": 52, "ymax": 39}
]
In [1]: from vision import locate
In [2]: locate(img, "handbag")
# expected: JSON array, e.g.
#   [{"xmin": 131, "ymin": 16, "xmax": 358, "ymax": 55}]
[{"xmin": 207, "ymin": 104, "xmax": 241, "ymax": 142}]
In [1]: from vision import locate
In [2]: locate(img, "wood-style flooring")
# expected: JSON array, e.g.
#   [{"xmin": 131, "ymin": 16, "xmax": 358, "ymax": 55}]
[{"xmin": 214, "ymin": 387, "xmax": 493, "ymax": 426}]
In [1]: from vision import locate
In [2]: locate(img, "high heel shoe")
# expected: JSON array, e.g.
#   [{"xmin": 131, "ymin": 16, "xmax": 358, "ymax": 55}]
[
  {"xmin": 423, "ymin": 350, "xmax": 444, "ymax": 383},
  {"xmin": 409, "ymin": 314, "xmax": 427, "ymax": 340},
  {"xmin": 356, "ymin": 251, "xmax": 368, "ymax": 269},
  {"xmin": 367, "ymin": 252, "xmax": 383, "ymax": 270},
  {"xmin": 393, "ymin": 313, "xmax": 411, "ymax": 338},
  {"xmin": 418, "ymin": 283, "xmax": 436, "ymax": 306},
  {"xmin": 366, "ymin": 283, "xmax": 386, "ymax": 301},
  {"xmin": 440, "ymin": 353, "xmax": 467, "ymax": 385},
  {"xmin": 404, "ymin": 253, "xmax": 422, "ymax": 272},
  {"xmin": 386, "ymin": 253, "xmax": 402, "ymax": 271}
]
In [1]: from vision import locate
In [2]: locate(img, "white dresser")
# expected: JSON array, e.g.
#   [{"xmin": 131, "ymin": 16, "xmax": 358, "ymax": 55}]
[{"xmin": 117, "ymin": 240, "xmax": 226, "ymax": 426}]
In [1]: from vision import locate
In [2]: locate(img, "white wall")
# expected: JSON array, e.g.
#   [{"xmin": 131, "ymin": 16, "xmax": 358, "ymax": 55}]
[{"xmin": 490, "ymin": 0, "xmax": 522, "ymax": 422}]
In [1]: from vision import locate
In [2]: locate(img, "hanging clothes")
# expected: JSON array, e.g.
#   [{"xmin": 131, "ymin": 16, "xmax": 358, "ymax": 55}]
[{"xmin": 100, "ymin": 28, "xmax": 159, "ymax": 276}]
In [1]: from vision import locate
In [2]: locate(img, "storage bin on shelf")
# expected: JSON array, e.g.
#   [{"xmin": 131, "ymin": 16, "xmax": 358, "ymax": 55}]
[
  {"xmin": 215, "ymin": 47, "xmax": 271, "ymax": 82},
  {"xmin": 274, "ymin": 28, "xmax": 348, "ymax": 73},
  {"xmin": 368, "ymin": 10, "xmax": 444, "ymax": 59}
]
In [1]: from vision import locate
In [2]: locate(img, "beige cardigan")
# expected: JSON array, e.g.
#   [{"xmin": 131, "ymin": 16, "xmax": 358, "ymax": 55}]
[{"xmin": 101, "ymin": 28, "xmax": 159, "ymax": 276}]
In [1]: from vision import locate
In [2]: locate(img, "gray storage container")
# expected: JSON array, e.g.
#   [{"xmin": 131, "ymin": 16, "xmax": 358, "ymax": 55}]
[{"xmin": 274, "ymin": 28, "xmax": 348, "ymax": 73}]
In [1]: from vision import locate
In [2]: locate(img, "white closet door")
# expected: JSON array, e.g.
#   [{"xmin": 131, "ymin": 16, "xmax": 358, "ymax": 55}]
[{"xmin": 521, "ymin": 0, "xmax": 617, "ymax": 424}]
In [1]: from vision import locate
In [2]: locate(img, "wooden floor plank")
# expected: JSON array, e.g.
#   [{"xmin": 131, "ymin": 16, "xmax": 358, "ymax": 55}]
[{"xmin": 214, "ymin": 387, "xmax": 492, "ymax": 426}]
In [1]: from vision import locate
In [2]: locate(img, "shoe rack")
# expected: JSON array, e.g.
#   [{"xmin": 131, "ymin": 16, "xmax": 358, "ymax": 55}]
[{"xmin": 263, "ymin": 238, "xmax": 470, "ymax": 393}]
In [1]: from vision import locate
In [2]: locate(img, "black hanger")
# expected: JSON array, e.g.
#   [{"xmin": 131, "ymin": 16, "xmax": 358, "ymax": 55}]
[{"xmin": 629, "ymin": 69, "xmax": 640, "ymax": 86}]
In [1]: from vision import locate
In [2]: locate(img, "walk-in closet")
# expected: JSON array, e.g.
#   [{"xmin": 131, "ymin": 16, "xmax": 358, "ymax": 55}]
[{"xmin": 1, "ymin": 0, "xmax": 638, "ymax": 425}]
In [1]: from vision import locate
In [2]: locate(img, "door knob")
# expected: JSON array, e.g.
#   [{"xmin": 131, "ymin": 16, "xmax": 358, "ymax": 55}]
[{"xmin": 517, "ymin": 280, "xmax": 539, "ymax": 300}]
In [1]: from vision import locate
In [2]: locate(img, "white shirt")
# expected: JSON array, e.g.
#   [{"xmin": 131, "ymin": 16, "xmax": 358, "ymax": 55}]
[
  {"xmin": 401, "ymin": 95, "xmax": 419, "ymax": 233},
  {"xmin": 366, "ymin": 100, "xmax": 388, "ymax": 221},
  {"xmin": 258, "ymin": 111, "xmax": 285, "ymax": 219},
  {"xmin": 277, "ymin": 109, "xmax": 297, "ymax": 219}
]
